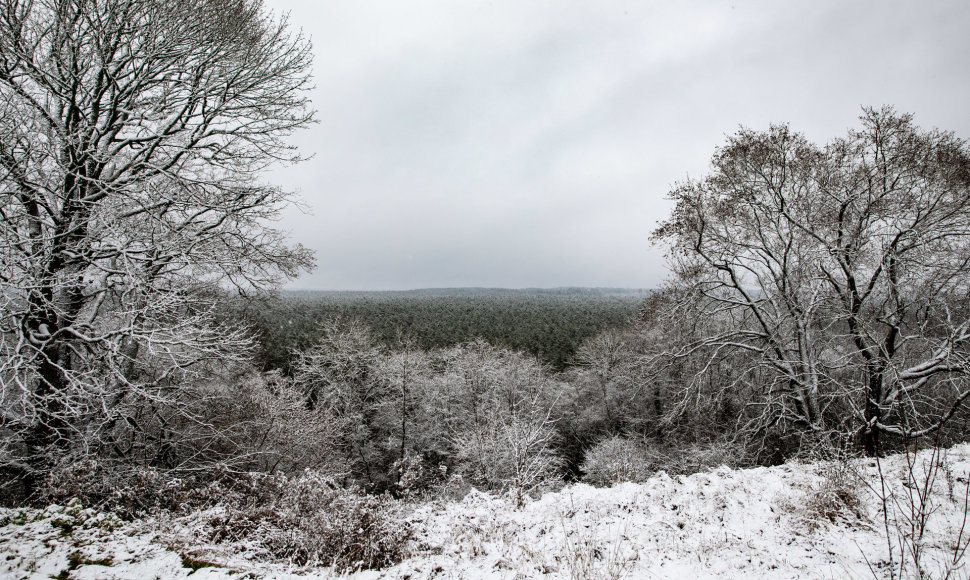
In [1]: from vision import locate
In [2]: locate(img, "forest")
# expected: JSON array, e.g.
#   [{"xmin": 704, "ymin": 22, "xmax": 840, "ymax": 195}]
[
  {"xmin": 1, "ymin": 0, "xmax": 969, "ymax": 577},
  {"xmin": 236, "ymin": 287, "xmax": 648, "ymax": 371}
]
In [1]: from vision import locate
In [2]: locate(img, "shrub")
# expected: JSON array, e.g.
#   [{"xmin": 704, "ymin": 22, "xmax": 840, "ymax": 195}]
[
  {"xmin": 392, "ymin": 454, "xmax": 457, "ymax": 501},
  {"xmin": 803, "ymin": 458, "xmax": 865, "ymax": 530},
  {"xmin": 42, "ymin": 462, "xmax": 412, "ymax": 571},
  {"xmin": 581, "ymin": 436, "xmax": 655, "ymax": 486},
  {"xmin": 38, "ymin": 460, "xmax": 288, "ymax": 518},
  {"xmin": 203, "ymin": 470, "xmax": 412, "ymax": 571},
  {"xmin": 654, "ymin": 438, "xmax": 747, "ymax": 475}
]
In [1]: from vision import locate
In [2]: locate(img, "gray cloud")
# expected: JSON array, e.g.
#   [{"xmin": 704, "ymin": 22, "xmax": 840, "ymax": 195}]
[{"xmin": 263, "ymin": 0, "xmax": 970, "ymax": 290}]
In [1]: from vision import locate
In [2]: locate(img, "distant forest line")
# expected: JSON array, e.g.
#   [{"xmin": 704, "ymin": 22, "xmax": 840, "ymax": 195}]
[{"xmin": 234, "ymin": 288, "xmax": 651, "ymax": 372}]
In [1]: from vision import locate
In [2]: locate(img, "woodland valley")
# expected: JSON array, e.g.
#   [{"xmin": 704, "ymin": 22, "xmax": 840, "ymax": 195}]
[{"xmin": 1, "ymin": 0, "xmax": 969, "ymax": 578}]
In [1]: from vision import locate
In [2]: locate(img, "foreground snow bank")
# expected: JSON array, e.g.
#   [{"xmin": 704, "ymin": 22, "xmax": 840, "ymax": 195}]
[{"xmin": 2, "ymin": 444, "xmax": 969, "ymax": 579}]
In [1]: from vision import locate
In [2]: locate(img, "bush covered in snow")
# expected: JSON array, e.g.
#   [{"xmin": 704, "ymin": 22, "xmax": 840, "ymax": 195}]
[
  {"xmin": 580, "ymin": 436, "xmax": 655, "ymax": 486},
  {"xmin": 581, "ymin": 436, "xmax": 747, "ymax": 487},
  {"xmin": 200, "ymin": 470, "xmax": 412, "ymax": 571},
  {"xmin": 39, "ymin": 460, "xmax": 289, "ymax": 518},
  {"xmin": 38, "ymin": 461, "xmax": 415, "ymax": 572}
]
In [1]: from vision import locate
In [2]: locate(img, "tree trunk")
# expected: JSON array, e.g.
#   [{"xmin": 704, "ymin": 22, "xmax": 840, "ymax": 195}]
[
  {"xmin": 21, "ymin": 344, "xmax": 72, "ymax": 499},
  {"xmin": 862, "ymin": 363, "xmax": 884, "ymax": 456}
]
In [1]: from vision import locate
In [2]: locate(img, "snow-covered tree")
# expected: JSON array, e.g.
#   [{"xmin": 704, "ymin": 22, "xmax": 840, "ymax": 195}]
[
  {"xmin": 0, "ymin": 0, "xmax": 314, "ymax": 492},
  {"xmin": 654, "ymin": 108, "xmax": 970, "ymax": 454}
]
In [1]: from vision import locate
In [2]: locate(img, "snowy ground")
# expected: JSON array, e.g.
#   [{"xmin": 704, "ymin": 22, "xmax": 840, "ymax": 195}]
[{"xmin": 2, "ymin": 444, "xmax": 968, "ymax": 579}]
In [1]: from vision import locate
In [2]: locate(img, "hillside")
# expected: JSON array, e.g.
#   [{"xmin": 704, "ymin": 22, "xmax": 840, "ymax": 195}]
[{"xmin": 3, "ymin": 444, "xmax": 968, "ymax": 579}]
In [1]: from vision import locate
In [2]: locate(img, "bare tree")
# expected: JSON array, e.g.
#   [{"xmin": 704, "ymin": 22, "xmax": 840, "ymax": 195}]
[
  {"xmin": 0, "ymin": 0, "xmax": 314, "ymax": 492},
  {"xmin": 572, "ymin": 329, "xmax": 635, "ymax": 434},
  {"xmin": 654, "ymin": 108, "xmax": 970, "ymax": 455},
  {"xmin": 436, "ymin": 340, "xmax": 564, "ymax": 493},
  {"xmin": 290, "ymin": 318, "xmax": 386, "ymax": 487},
  {"xmin": 375, "ymin": 333, "xmax": 432, "ymax": 477}
]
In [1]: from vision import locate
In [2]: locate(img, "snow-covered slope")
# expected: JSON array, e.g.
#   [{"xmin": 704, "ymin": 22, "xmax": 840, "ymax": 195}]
[{"xmin": 2, "ymin": 444, "xmax": 968, "ymax": 579}]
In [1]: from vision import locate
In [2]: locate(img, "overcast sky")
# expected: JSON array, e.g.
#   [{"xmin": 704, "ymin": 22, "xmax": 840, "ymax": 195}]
[{"xmin": 261, "ymin": 0, "xmax": 970, "ymax": 291}]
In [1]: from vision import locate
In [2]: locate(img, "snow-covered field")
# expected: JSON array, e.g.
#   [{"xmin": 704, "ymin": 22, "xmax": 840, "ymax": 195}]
[{"xmin": 2, "ymin": 444, "xmax": 968, "ymax": 579}]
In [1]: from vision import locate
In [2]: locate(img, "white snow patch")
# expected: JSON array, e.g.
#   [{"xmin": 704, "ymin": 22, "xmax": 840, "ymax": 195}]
[{"xmin": 2, "ymin": 444, "xmax": 969, "ymax": 579}]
